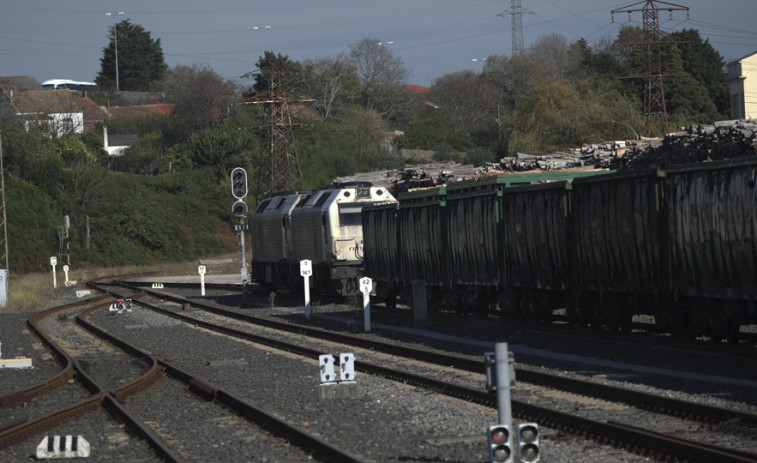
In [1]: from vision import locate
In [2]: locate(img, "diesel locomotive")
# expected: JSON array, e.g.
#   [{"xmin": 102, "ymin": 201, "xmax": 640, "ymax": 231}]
[{"xmin": 251, "ymin": 183, "xmax": 396, "ymax": 295}]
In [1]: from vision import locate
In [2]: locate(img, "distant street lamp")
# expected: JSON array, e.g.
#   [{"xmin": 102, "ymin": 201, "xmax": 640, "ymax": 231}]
[
  {"xmin": 252, "ymin": 25, "xmax": 271, "ymax": 58},
  {"xmin": 105, "ymin": 11, "xmax": 125, "ymax": 91},
  {"xmin": 472, "ymin": 58, "xmax": 487, "ymax": 71}
]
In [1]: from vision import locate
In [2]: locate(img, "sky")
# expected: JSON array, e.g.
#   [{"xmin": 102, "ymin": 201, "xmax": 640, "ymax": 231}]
[{"xmin": 1, "ymin": 0, "xmax": 756, "ymax": 88}]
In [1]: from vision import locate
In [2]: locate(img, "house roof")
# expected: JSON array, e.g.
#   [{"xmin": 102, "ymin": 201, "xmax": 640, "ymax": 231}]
[
  {"xmin": 104, "ymin": 104, "xmax": 174, "ymax": 119},
  {"xmin": 108, "ymin": 134, "xmax": 138, "ymax": 147},
  {"xmin": 734, "ymin": 50, "xmax": 757, "ymax": 62},
  {"xmin": 153, "ymin": 103, "xmax": 174, "ymax": 115},
  {"xmin": 11, "ymin": 89, "xmax": 80, "ymax": 114},
  {"xmin": 79, "ymin": 96, "xmax": 108, "ymax": 123},
  {"xmin": 0, "ymin": 75, "xmax": 43, "ymax": 94},
  {"xmin": 404, "ymin": 84, "xmax": 430, "ymax": 94}
]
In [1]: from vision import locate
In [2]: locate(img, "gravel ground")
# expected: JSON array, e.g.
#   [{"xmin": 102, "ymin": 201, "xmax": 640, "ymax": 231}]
[{"xmin": 3, "ymin": 281, "xmax": 757, "ymax": 462}]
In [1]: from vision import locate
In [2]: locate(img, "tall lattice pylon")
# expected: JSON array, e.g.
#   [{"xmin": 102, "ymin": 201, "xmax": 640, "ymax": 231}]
[
  {"xmin": 612, "ymin": 1, "xmax": 689, "ymax": 137},
  {"xmin": 245, "ymin": 69, "xmax": 312, "ymax": 195},
  {"xmin": 499, "ymin": 0, "xmax": 532, "ymax": 55}
]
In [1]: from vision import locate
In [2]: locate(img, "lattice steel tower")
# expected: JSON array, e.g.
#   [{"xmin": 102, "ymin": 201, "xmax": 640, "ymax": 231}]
[
  {"xmin": 612, "ymin": 1, "xmax": 689, "ymax": 137},
  {"xmin": 499, "ymin": 0, "xmax": 531, "ymax": 55},
  {"xmin": 246, "ymin": 69, "xmax": 311, "ymax": 195}
]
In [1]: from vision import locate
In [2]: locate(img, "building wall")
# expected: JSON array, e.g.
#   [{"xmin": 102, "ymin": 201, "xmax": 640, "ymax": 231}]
[
  {"xmin": 728, "ymin": 52, "xmax": 757, "ymax": 119},
  {"xmin": 20, "ymin": 111, "xmax": 83, "ymax": 137}
]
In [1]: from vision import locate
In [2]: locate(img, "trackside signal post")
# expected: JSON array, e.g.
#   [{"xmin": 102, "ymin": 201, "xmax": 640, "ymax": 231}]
[
  {"xmin": 300, "ymin": 259, "xmax": 312, "ymax": 320},
  {"xmin": 230, "ymin": 167, "xmax": 249, "ymax": 282},
  {"xmin": 485, "ymin": 342, "xmax": 540, "ymax": 462},
  {"xmin": 50, "ymin": 256, "xmax": 58, "ymax": 288},
  {"xmin": 360, "ymin": 276, "xmax": 372, "ymax": 332},
  {"xmin": 198, "ymin": 265, "xmax": 206, "ymax": 296}
]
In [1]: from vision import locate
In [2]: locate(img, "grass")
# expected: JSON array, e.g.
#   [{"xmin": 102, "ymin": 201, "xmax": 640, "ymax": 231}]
[{"xmin": 1, "ymin": 253, "xmax": 241, "ymax": 314}]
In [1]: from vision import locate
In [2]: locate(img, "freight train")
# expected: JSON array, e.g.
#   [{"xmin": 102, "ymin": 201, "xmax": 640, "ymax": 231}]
[
  {"xmin": 251, "ymin": 183, "xmax": 396, "ymax": 295},
  {"xmin": 250, "ymin": 153, "xmax": 757, "ymax": 340},
  {"xmin": 361, "ymin": 157, "xmax": 757, "ymax": 340}
]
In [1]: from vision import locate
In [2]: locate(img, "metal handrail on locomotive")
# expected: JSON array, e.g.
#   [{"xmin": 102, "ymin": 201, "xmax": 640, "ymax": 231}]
[{"xmin": 252, "ymin": 183, "xmax": 396, "ymax": 296}]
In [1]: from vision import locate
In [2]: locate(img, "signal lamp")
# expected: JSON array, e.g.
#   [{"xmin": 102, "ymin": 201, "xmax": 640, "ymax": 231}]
[
  {"xmin": 517, "ymin": 423, "xmax": 539, "ymax": 462},
  {"xmin": 487, "ymin": 424, "xmax": 512, "ymax": 463},
  {"xmin": 231, "ymin": 167, "xmax": 248, "ymax": 199},
  {"xmin": 232, "ymin": 200, "xmax": 248, "ymax": 218}
]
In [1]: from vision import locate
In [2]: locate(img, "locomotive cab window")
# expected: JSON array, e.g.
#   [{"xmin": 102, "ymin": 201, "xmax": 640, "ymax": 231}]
[
  {"xmin": 315, "ymin": 191, "xmax": 332, "ymax": 207},
  {"xmin": 254, "ymin": 199, "xmax": 271, "ymax": 213},
  {"xmin": 338, "ymin": 203, "xmax": 363, "ymax": 227}
]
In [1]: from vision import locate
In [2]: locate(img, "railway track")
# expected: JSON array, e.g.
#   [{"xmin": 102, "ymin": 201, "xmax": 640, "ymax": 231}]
[
  {"xmin": 3, "ymin": 276, "xmax": 756, "ymax": 461},
  {"xmin": 0, "ymin": 278, "xmax": 367, "ymax": 462},
  {"xmin": 85, "ymin": 278, "xmax": 757, "ymax": 462}
]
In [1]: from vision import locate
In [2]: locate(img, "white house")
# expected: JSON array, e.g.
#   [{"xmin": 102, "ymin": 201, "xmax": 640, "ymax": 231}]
[
  {"xmin": 9, "ymin": 89, "xmax": 84, "ymax": 137},
  {"xmin": 727, "ymin": 50, "xmax": 757, "ymax": 120}
]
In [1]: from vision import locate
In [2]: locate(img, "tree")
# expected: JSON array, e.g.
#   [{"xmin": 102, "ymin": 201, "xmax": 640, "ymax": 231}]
[
  {"xmin": 250, "ymin": 51, "xmax": 303, "ymax": 95},
  {"xmin": 614, "ymin": 25, "xmax": 724, "ymax": 126},
  {"xmin": 347, "ymin": 37, "xmax": 411, "ymax": 120},
  {"xmin": 405, "ymin": 70, "xmax": 502, "ymax": 154},
  {"xmin": 299, "ymin": 56, "xmax": 360, "ymax": 120},
  {"xmin": 530, "ymin": 33, "xmax": 573, "ymax": 79},
  {"xmin": 153, "ymin": 65, "xmax": 237, "ymax": 136},
  {"xmin": 669, "ymin": 29, "xmax": 729, "ymax": 117},
  {"xmin": 96, "ymin": 19, "xmax": 168, "ymax": 91}
]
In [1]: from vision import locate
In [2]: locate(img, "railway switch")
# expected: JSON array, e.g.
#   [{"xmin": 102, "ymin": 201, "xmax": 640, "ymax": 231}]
[
  {"xmin": 517, "ymin": 423, "xmax": 539, "ymax": 462},
  {"xmin": 36, "ymin": 435, "xmax": 90, "ymax": 459},
  {"xmin": 487, "ymin": 424, "xmax": 512, "ymax": 463}
]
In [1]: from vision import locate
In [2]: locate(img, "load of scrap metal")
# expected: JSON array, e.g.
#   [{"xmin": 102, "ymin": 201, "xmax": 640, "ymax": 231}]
[
  {"xmin": 498, "ymin": 119, "xmax": 757, "ymax": 172},
  {"xmin": 332, "ymin": 161, "xmax": 481, "ymax": 195},
  {"xmin": 332, "ymin": 119, "xmax": 756, "ymax": 195}
]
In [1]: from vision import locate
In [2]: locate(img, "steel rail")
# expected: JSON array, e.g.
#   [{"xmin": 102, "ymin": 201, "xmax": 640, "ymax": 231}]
[
  {"xmin": 0, "ymin": 291, "xmax": 183, "ymax": 462},
  {"xmin": 107, "ymin": 281, "xmax": 757, "ymax": 462},
  {"xmin": 75, "ymin": 285, "xmax": 370, "ymax": 463},
  {"xmin": 0, "ymin": 295, "xmax": 110, "ymax": 409},
  {"xmin": 110, "ymin": 280, "xmax": 757, "ymax": 427},
  {"xmin": 158, "ymin": 360, "xmax": 368, "ymax": 463}
]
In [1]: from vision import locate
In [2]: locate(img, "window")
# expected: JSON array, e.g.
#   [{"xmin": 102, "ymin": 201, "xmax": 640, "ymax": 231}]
[{"xmin": 338, "ymin": 203, "xmax": 363, "ymax": 227}]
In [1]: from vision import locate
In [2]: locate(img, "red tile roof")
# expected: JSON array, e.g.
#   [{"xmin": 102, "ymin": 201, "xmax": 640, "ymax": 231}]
[{"xmin": 403, "ymin": 84, "xmax": 430, "ymax": 94}]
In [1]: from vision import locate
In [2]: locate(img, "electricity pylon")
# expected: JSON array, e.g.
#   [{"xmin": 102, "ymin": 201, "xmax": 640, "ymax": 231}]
[{"xmin": 612, "ymin": 0, "xmax": 689, "ymax": 137}]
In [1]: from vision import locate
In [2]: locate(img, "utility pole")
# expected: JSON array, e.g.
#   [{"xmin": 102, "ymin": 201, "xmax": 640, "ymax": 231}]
[
  {"xmin": 0, "ymin": 120, "xmax": 9, "ymax": 307},
  {"xmin": 243, "ymin": 68, "xmax": 313, "ymax": 195},
  {"xmin": 612, "ymin": 1, "xmax": 689, "ymax": 137},
  {"xmin": 0, "ymin": 122, "xmax": 8, "ymax": 272},
  {"xmin": 499, "ymin": 0, "xmax": 532, "ymax": 56}
]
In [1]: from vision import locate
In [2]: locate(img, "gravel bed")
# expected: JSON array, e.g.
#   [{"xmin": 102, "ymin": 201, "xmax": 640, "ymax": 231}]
[
  {"xmin": 87, "ymin": 298, "xmax": 653, "ymax": 462},
  {"xmin": 137, "ymin": 293, "xmax": 757, "ymax": 455},
  {"xmin": 194, "ymin": 289, "xmax": 757, "ymax": 410},
  {"xmin": 4, "ymin": 282, "xmax": 757, "ymax": 462},
  {"xmin": 35, "ymin": 305, "xmax": 152, "ymax": 392},
  {"xmin": 1, "ymin": 407, "xmax": 162, "ymax": 462},
  {"xmin": 0, "ymin": 312, "xmax": 59, "ymax": 396},
  {"xmin": 125, "ymin": 375, "xmax": 317, "ymax": 462}
]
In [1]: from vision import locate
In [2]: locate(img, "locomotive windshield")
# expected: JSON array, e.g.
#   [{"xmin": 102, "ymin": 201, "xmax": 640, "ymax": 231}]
[{"xmin": 338, "ymin": 203, "xmax": 363, "ymax": 227}]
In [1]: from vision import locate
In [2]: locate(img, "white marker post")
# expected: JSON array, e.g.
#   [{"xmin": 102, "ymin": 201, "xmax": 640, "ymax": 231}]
[
  {"xmin": 63, "ymin": 264, "xmax": 70, "ymax": 285},
  {"xmin": 360, "ymin": 276, "xmax": 372, "ymax": 332},
  {"xmin": 198, "ymin": 265, "xmax": 207, "ymax": 296},
  {"xmin": 300, "ymin": 259, "xmax": 312, "ymax": 320},
  {"xmin": 50, "ymin": 256, "xmax": 58, "ymax": 289}
]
